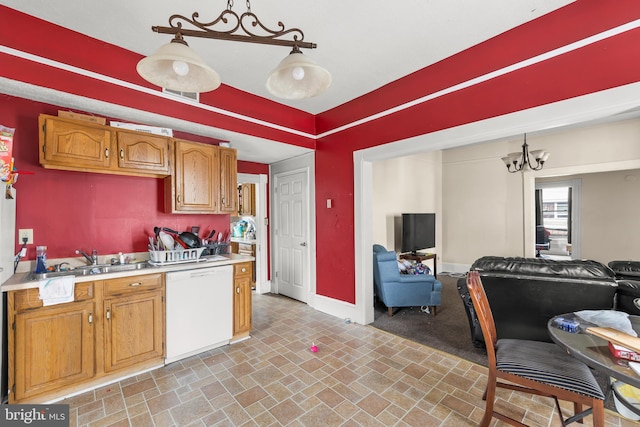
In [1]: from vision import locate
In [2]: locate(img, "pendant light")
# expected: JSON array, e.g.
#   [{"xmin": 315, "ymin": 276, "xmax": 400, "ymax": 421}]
[
  {"xmin": 266, "ymin": 46, "xmax": 332, "ymax": 100},
  {"xmin": 136, "ymin": 33, "xmax": 221, "ymax": 93},
  {"xmin": 138, "ymin": 1, "xmax": 330, "ymax": 98}
]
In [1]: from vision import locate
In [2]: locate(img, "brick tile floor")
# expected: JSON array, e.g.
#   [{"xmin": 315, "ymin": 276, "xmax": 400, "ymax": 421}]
[{"xmin": 62, "ymin": 293, "xmax": 636, "ymax": 426}]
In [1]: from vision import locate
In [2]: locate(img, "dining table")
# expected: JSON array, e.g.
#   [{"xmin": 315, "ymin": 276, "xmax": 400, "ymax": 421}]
[{"xmin": 548, "ymin": 312, "xmax": 640, "ymax": 416}]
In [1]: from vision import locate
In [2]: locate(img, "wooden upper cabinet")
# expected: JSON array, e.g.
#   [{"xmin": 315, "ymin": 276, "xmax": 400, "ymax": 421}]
[
  {"xmin": 166, "ymin": 139, "xmax": 218, "ymax": 213},
  {"xmin": 239, "ymin": 183, "xmax": 256, "ymax": 216},
  {"xmin": 218, "ymin": 146, "xmax": 238, "ymax": 214},
  {"xmin": 115, "ymin": 131, "xmax": 170, "ymax": 175},
  {"xmin": 40, "ymin": 114, "xmax": 112, "ymax": 170},
  {"xmin": 165, "ymin": 140, "xmax": 238, "ymax": 214},
  {"xmin": 38, "ymin": 114, "xmax": 171, "ymax": 177}
]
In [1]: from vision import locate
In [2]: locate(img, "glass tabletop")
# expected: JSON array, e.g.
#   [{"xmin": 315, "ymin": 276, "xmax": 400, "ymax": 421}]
[{"xmin": 547, "ymin": 313, "xmax": 640, "ymax": 389}]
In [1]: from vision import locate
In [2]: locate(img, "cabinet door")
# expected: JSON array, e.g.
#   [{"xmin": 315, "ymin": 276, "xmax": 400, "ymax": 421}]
[
  {"xmin": 14, "ymin": 301, "xmax": 95, "ymax": 401},
  {"xmin": 218, "ymin": 147, "xmax": 238, "ymax": 213},
  {"xmin": 238, "ymin": 183, "xmax": 256, "ymax": 216},
  {"xmin": 233, "ymin": 263, "xmax": 252, "ymax": 336},
  {"xmin": 40, "ymin": 115, "xmax": 112, "ymax": 169},
  {"xmin": 103, "ymin": 291, "xmax": 164, "ymax": 373},
  {"xmin": 116, "ymin": 131, "xmax": 170, "ymax": 175},
  {"xmin": 170, "ymin": 139, "xmax": 217, "ymax": 213}
]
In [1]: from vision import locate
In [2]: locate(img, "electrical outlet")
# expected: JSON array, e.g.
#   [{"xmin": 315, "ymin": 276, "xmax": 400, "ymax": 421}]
[{"xmin": 19, "ymin": 228, "xmax": 33, "ymax": 244}]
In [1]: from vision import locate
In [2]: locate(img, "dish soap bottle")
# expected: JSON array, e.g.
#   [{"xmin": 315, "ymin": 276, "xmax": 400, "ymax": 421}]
[{"xmin": 35, "ymin": 245, "xmax": 47, "ymax": 273}]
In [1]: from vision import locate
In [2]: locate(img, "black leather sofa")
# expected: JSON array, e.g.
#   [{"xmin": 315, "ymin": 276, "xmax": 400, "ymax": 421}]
[
  {"xmin": 457, "ymin": 256, "xmax": 618, "ymax": 347},
  {"xmin": 609, "ymin": 260, "xmax": 640, "ymax": 316}
]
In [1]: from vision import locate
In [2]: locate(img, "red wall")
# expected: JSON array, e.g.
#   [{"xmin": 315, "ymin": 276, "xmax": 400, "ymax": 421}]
[
  {"xmin": 313, "ymin": 0, "xmax": 640, "ymax": 303},
  {"xmin": 2, "ymin": 95, "xmax": 267, "ymax": 260},
  {"xmin": 3, "ymin": 2, "xmax": 640, "ymax": 305}
]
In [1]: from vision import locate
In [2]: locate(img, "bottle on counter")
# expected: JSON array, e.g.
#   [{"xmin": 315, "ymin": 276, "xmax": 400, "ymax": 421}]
[{"xmin": 35, "ymin": 245, "xmax": 47, "ymax": 273}]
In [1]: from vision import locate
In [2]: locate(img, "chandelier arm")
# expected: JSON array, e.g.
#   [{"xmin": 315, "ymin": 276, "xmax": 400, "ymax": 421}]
[{"xmin": 152, "ymin": 9, "xmax": 317, "ymax": 50}]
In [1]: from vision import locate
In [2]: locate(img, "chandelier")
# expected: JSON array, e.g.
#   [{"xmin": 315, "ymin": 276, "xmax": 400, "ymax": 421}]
[
  {"xmin": 501, "ymin": 134, "xmax": 550, "ymax": 173},
  {"xmin": 136, "ymin": 0, "xmax": 331, "ymax": 99}
]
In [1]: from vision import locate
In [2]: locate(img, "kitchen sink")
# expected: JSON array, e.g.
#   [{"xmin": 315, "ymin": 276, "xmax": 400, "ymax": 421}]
[{"xmin": 24, "ymin": 261, "xmax": 152, "ymax": 281}]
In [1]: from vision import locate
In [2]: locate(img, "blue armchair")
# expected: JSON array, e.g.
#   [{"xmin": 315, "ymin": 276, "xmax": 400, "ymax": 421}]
[{"xmin": 373, "ymin": 244, "xmax": 442, "ymax": 316}]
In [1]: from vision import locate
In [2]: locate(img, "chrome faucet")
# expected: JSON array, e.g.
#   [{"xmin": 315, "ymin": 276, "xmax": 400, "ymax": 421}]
[{"xmin": 76, "ymin": 249, "xmax": 99, "ymax": 265}]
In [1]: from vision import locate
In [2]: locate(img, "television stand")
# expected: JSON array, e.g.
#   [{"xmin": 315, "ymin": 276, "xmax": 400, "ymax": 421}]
[{"xmin": 399, "ymin": 252, "xmax": 437, "ymax": 278}]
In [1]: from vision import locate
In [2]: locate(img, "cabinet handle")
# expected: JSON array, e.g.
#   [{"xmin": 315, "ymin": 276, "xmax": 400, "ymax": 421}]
[
  {"xmin": 241, "ymin": 267, "xmax": 246, "ymax": 273},
  {"xmin": 106, "ymin": 308, "xmax": 111, "ymax": 320},
  {"xmin": 105, "ymin": 147, "xmax": 109, "ymax": 158},
  {"xmin": 88, "ymin": 312, "xmax": 93, "ymax": 325},
  {"xmin": 177, "ymin": 195, "xmax": 181, "ymax": 203},
  {"xmin": 236, "ymin": 287, "xmax": 241, "ymax": 294},
  {"xmin": 128, "ymin": 282, "xmax": 141, "ymax": 287},
  {"xmin": 119, "ymin": 149, "xmax": 124, "ymax": 159}
]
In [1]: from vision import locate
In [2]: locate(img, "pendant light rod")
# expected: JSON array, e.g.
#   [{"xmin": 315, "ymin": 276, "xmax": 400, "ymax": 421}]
[{"xmin": 151, "ymin": 8, "xmax": 317, "ymax": 50}]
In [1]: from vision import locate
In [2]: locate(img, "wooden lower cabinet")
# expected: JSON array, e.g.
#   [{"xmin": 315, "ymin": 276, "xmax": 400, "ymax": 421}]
[
  {"xmin": 13, "ymin": 301, "xmax": 95, "ymax": 402},
  {"xmin": 232, "ymin": 262, "xmax": 252, "ymax": 341},
  {"xmin": 8, "ymin": 274, "xmax": 165, "ymax": 403},
  {"xmin": 104, "ymin": 291, "xmax": 164, "ymax": 373}
]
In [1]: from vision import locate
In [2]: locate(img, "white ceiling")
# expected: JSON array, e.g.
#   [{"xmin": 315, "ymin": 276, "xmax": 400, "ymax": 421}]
[{"xmin": 2, "ymin": 0, "xmax": 574, "ymax": 115}]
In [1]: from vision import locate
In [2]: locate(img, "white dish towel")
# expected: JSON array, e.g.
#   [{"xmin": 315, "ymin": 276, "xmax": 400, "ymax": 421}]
[{"xmin": 38, "ymin": 276, "xmax": 75, "ymax": 306}]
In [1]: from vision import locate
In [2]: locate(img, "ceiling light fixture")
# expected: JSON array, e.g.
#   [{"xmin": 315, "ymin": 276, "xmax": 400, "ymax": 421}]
[
  {"xmin": 137, "ymin": 0, "xmax": 331, "ymax": 99},
  {"xmin": 501, "ymin": 134, "xmax": 550, "ymax": 173}
]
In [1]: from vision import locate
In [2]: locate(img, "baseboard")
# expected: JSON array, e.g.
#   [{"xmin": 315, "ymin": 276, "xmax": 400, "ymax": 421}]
[
  {"xmin": 310, "ymin": 294, "xmax": 361, "ymax": 324},
  {"xmin": 440, "ymin": 262, "xmax": 471, "ymax": 275},
  {"xmin": 256, "ymin": 279, "xmax": 271, "ymax": 294}
]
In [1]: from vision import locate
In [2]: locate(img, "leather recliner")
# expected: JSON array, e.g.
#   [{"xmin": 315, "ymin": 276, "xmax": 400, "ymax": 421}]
[
  {"xmin": 609, "ymin": 260, "xmax": 640, "ymax": 316},
  {"xmin": 457, "ymin": 256, "xmax": 618, "ymax": 347}
]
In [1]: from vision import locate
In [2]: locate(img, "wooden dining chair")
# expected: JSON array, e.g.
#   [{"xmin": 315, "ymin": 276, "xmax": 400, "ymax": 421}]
[{"xmin": 466, "ymin": 271, "xmax": 605, "ymax": 427}]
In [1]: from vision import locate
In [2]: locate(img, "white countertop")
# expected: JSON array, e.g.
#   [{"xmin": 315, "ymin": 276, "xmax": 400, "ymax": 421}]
[{"xmin": 1, "ymin": 253, "xmax": 254, "ymax": 292}]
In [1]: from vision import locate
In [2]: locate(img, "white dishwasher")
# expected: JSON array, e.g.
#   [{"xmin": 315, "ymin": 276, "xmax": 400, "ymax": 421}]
[{"xmin": 165, "ymin": 265, "xmax": 233, "ymax": 363}]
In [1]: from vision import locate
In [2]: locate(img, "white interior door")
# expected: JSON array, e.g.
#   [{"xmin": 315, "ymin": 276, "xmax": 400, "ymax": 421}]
[{"xmin": 273, "ymin": 169, "xmax": 309, "ymax": 302}]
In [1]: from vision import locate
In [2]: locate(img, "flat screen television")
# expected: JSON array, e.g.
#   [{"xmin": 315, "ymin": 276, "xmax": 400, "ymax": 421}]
[{"xmin": 401, "ymin": 213, "xmax": 435, "ymax": 255}]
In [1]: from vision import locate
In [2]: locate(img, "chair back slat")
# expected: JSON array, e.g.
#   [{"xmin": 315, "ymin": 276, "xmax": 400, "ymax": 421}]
[{"xmin": 466, "ymin": 271, "xmax": 497, "ymax": 365}]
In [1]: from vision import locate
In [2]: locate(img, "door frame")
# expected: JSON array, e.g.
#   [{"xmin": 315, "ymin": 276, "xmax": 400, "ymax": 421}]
[
  {"xmin": 269, "ymin": 153, "xmax": 316, "ymax": 305},
  {"xmin": 237, "ymin": 173, "xmax": 269, "ymax": 294},
  {"xmin": 534, "ymin": 179, "xmax": 582, "ymax": 259}
]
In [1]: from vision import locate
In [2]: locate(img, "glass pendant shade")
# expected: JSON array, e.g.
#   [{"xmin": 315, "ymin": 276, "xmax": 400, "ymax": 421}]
[
  {"xmin": 137, "ymin": 37, "xmax": 221, "ymax": 93},
  {"xmin": 266, "ymin": 49, "xmax": 331, "ymax": 100}
]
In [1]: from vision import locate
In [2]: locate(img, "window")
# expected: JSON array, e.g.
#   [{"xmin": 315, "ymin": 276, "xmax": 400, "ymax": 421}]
[{"xmin": 535, "ymin": 179, "xmax": 581, "ymax": 258}]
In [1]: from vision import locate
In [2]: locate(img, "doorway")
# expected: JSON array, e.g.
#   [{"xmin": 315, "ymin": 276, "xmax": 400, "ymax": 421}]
[
  {"xmin": 270, "ymin": 153, "xmax": 315, "ymax": 304},
  {"xmin": 535, "ymin": 179, "xmax": 581, "ymax": 259},
  {"xmin": 236, "ymin": 173, "xmax": 269, "ymax": 294}
]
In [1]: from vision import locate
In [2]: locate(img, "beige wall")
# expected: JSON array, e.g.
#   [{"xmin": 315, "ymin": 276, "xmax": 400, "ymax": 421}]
[
  {"xmin": 538, "ymin": 169, "xmax": 640, "ymax": 263},
  {"xmin": 372, "ymin": 118, "xmax": 640, "ymax": 270},
  {"xmin": 441, "ymin": 118, "xmax": 640, "ymax": 268},
  {"xmin": 372, "ymin": 151, "xmax": 442, "ymax": 256}
]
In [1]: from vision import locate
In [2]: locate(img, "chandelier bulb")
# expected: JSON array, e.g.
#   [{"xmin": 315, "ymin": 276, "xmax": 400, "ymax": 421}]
[
  {"xmin": 172, "ymin": 60, "xmax": 190, "ymax": 76},
  {"xmin": 291, "ymin": 66, "xmax": 305, "ymax": 81}
]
